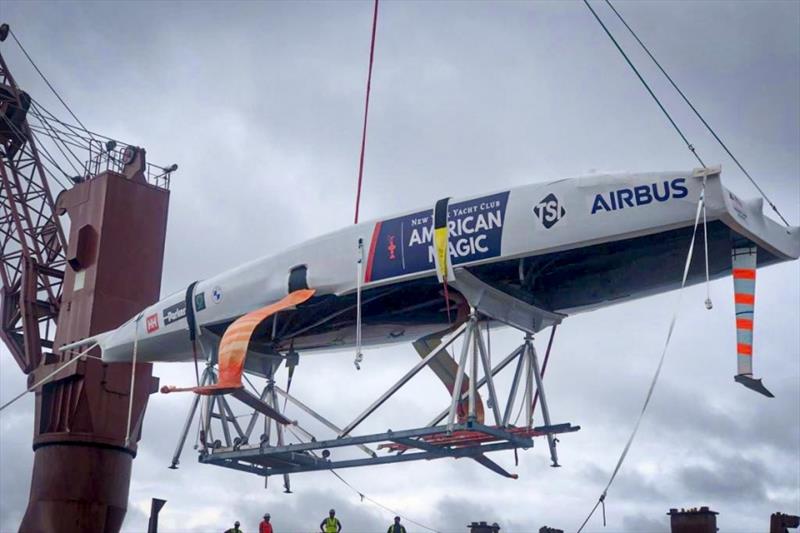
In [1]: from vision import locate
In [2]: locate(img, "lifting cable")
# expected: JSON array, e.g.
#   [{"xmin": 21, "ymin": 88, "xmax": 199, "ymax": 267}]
[
  {"xmin": 604, "ymin": 0, "xmax": 792, "ymax": 229},
  {"xmin": 353, "ymin": 0, "xmax": 380, "ymax": 225},
  {"xmin": 582, "ymin": 0, "xmax": 705, "ymax": 168},
  {"xmin": 576, "ymin": 185, "xmax": 707, "ymax": 532},
  {"xmin": 291, "ymin": 423, "xmax": 441, "ymax": 533},
  {"xmin": 1, "ymin": 113, "xmax": 71, "ymax": 189},
  {"xmin": 0, "ymin": 342, "xmax": 101, "ymax": 413},
  {"xmin": 578, "ymin": 2, "xmax": 723, "ymax": 528},
  {"xmin": 8, "ymin": 28, "xmax": 97, "ymax": 142},
  {"xmin": 327, "ymin": 468, "xmax": 440, "ymax": 533}
]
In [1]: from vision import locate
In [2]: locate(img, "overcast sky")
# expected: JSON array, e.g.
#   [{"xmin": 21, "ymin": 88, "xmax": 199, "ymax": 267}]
[{"xmin": 1, "ymin": 1, "xmax": 798, "ymax": 532}]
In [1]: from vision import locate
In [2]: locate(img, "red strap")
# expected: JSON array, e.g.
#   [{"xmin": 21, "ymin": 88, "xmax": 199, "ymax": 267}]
[{"xmin": 353, "ymin": 0, "xmax": 380, "ymax": 225}]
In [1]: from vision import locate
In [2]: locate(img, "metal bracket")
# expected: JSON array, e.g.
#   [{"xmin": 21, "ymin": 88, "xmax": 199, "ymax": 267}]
[{"xmin": 452, "ymin": 268, "xmax": 565, "ymax": 333}]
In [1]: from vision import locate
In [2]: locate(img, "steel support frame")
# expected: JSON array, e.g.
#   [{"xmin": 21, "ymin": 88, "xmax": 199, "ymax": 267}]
[
  {"xmin": 200, "ymin": 421, "xmax": 580, "ymax": 477},
  {"xmin": 171, "ymin": 304, "xmax": 573, "ymax": 479}
]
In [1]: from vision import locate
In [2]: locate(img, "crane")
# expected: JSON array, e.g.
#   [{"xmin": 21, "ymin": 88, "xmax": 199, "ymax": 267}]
[{"xmin": 0, "ymin": 22, "xmax": 67, "ymax": 375}]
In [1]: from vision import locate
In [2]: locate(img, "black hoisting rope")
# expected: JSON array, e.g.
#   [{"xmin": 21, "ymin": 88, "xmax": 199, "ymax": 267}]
[
  {"xmin": 604, "ymin": 0, "xmax": 792, "ymax": 229},
  {"xmin": 582, "ymin": 0, "xmax": 705, "ymax": 169},
  {"xmin": 9, "ymin": 28, "xmax": 97, "ymax": 142},
  {"xmin": 577, "ymin": 2, "xmax": 729, "ymax": 529}
]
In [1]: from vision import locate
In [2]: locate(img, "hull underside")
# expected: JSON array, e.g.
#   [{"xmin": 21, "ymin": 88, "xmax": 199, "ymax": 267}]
[{"xmin": 222, "ymin": 220, "xmax": 780, "ymax": 371}]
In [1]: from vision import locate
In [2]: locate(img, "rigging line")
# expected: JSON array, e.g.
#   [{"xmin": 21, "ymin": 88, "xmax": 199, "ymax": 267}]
[
  {"xmin": 281, "ymin": 423, "xmax": 441, "ymax": 533},
  {"xmin": 123, "ymin": 315, "xmax": 142, "ymax": 447},
  {"xmin": 30, "ymin": 99, "xmax": 109, "ymax": 143},
  {"xmin": 1, "ymin": 114, "xmax": 71, "ymax": 189},
  {"xmin": 28, "ymin": 125, "xmax": 89, "ymax": 152},
  {"xmin": 328, "ymin": 469, "xmax": 440, "ymax": 533},
  {"xmin": 576, "ymin": 184, "xmax": 707, "ymax": 533},
  {"xmin": 353, "ymin": 0, "xmax": 379, "ymax": 225},
  {"xmin": 604, "ymin": 0, "xmax": 791, "ymax": 228},
  {"xmin": 28, "ymin": 108, "xmax": 85, "ymax": 175},
  {"xmin": 0, "ymin": 342, "xmax": 99, "ymax": 413},
  {"xmin": 9, "ymin": 28, "xmax": 97, "ymax": 142},
  {"xmin": 27, "ymin": 115, "xmax": 94, "ymax": 143},
  {"xmin": 582, "ymin": 0, "xmax": 705, "ymax": 168},
  {"xmin": 28, "ymin": 106, "xmax": 91, "ymax": 159}
]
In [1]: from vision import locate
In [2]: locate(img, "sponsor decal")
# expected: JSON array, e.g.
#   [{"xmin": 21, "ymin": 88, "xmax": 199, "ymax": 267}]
[
  {"xmin": 728, "ymin": 191, "xmax": 748, "ymax": 221},
  {"xmin": 146, "ymin": 313, "xmax": 159, "ymax": 333},
  {"xmin": 163, "ymin": 301, "xmax": 186, "ymax": 326},
  {"xmin": 591, "ymin": 178, "xmax": 688, "ymax": 214},
  {"xmin": 195, "ymin": 292, "xmax": 207, "ymax": 311},
  {"xmin": 533, "ymin": 193, "xmax": 566, "ymax": 229},
  {"xmin": 212, "ymin": 286, "xmax": 223, "ymax": 304},
  {"xmin": 366, "ymin": 191, "xmax": 510, "ymax": 282}
]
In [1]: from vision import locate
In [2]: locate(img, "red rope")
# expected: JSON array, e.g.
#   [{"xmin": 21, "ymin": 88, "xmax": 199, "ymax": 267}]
[{"xmin": 353, "ymin": 0, "xmax": 379, "ymax": 225}]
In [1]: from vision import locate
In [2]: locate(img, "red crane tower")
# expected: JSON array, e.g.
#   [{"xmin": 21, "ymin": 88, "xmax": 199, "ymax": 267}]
[{"xmin": 1, "ymin": 24, "xmax": 173, "ymax": 532}]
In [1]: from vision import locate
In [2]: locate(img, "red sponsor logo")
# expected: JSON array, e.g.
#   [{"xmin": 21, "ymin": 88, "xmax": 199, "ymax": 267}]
[
  {"xmin": 146, "ymin": 313, "xmax": 159, "ymax": 333},
  {"xmin": 387, "ymin": 235, "xmax": 397, "ymax": 260}
]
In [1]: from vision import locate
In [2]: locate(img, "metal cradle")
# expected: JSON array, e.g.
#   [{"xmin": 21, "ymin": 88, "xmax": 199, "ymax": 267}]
[{"xmin": 168, "ymin": 269, "xmax": 580, "ymax": 484}]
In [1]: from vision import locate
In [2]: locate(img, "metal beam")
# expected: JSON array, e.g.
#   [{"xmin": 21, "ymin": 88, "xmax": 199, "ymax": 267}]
[
  {"xmin": 430, "ymin": 345, "xmax": 522, "ymax": 427},
  {"xmin": 475, "ymin": 324, "xmax": 502, "ymax": 425},
  {"xmin": 530, "ymin": 341, "xmax": 559, "ymax": 467},
  {"xmin": 340, "ymin": 321, "xmax": 468, "ymax": 437},
  {"xmin": 274, "ymin": 385, "xmax": 375, "ymax": 458},
  {"xmin": 502, "ymin": 347, "xmax": 525, "ymax": 426},
  {"xmin": 447, "ymin": 323, "xmax": 472, "ymax": 431}
]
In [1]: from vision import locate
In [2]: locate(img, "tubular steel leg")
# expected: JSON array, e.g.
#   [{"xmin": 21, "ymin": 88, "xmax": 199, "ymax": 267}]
[
  {"xmin": 524, "ymin": 336, "xmax": 534, "ymax": 429},
  {"xmin": 475, "ymin": 323, "xmax": 502, "ymax": 426},
  {"xmin": 269, "ymin": 386, "xmax": 292, "ymax": 493},
  {"xmin": 430, "ymin": 344, "xmax": 522, "ymax": 427},
  {"xmin": 502, "ymin": 346, "xmax": 526, "ymax": 426},
  {"xmin": 243, "ymin": 384, "xmax": 271, "ymax": 443},
  {"xmin": 200, "ymin": 366, "xmax": 216, "ymax": 451},
  {"xmin": 447, "ymin": 323, "xmax": 473, "ymax": 432},
  {"xmin": 468, "ymin": 316, "xmax": 479, "ymax": 421},
  {"xmin": 170, "ymin": 366, "xmax": 214, "ymax": 468},
  {"xmin": 531, "ymin": 342, "xmax": 559, "ymax": 467},
  {"xmin": 216, "ymin": 396, "xmax": 232, "ymax": 448},
  {"xmin": 220, "ymin": 397, "xmax": 246, "ymax": 441}
]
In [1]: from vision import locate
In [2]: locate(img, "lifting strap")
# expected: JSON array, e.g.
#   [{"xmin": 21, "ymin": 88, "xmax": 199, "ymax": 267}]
[
  {"xmin": 185, "ymin": 280, "xmax": 201, "ymax": 386},
  {"xmin": 432, "ymin": 197, "xmax": 455, "ymax": 322},
  {"xmin": 162, "ymin": 289, "xmax": 315, "ymax": 396}
]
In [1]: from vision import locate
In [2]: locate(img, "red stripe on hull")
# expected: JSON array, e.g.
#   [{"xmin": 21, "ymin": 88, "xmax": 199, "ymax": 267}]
[{"xmin": 364, "ymin": 221, "xmax": 382, "ymax": 283}]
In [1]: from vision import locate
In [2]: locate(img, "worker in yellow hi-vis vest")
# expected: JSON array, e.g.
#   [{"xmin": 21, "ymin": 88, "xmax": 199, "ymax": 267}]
[{"xmin": 320, "ymin": 509, "xmax": 342, "ymax": 533}]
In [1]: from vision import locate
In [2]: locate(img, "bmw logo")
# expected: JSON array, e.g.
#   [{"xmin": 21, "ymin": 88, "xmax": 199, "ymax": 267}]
[{"xmin": 212, "ymin": 286, "xmax": 223, "ymax": 304}]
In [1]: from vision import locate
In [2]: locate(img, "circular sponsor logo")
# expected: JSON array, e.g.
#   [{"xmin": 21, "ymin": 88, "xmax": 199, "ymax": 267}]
[{"xmin": 212, "ymin": 286, "xmax": 223, "ymax": 304}]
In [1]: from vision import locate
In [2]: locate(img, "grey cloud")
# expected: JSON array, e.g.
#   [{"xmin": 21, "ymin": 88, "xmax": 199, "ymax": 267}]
[
  {"xmin": 621, "ymin": 513, "xmax": 669, "ymax": 533},
  {"xmin": 1, "ymin": 1, "xmax": 798, "ymax": 532},
  {"xmin": 675, "ymin": 454, "xmax": 769, "ymax": 504}
]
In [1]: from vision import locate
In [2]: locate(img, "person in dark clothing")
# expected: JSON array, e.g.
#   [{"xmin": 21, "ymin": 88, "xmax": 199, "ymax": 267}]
[
  {"xmin": 224, "ymin": 521, "xmax": 243, "ymax": 533},
  {"xmin": 387, "ymin": 516, "xmax": 406, "ymax": 533}
]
